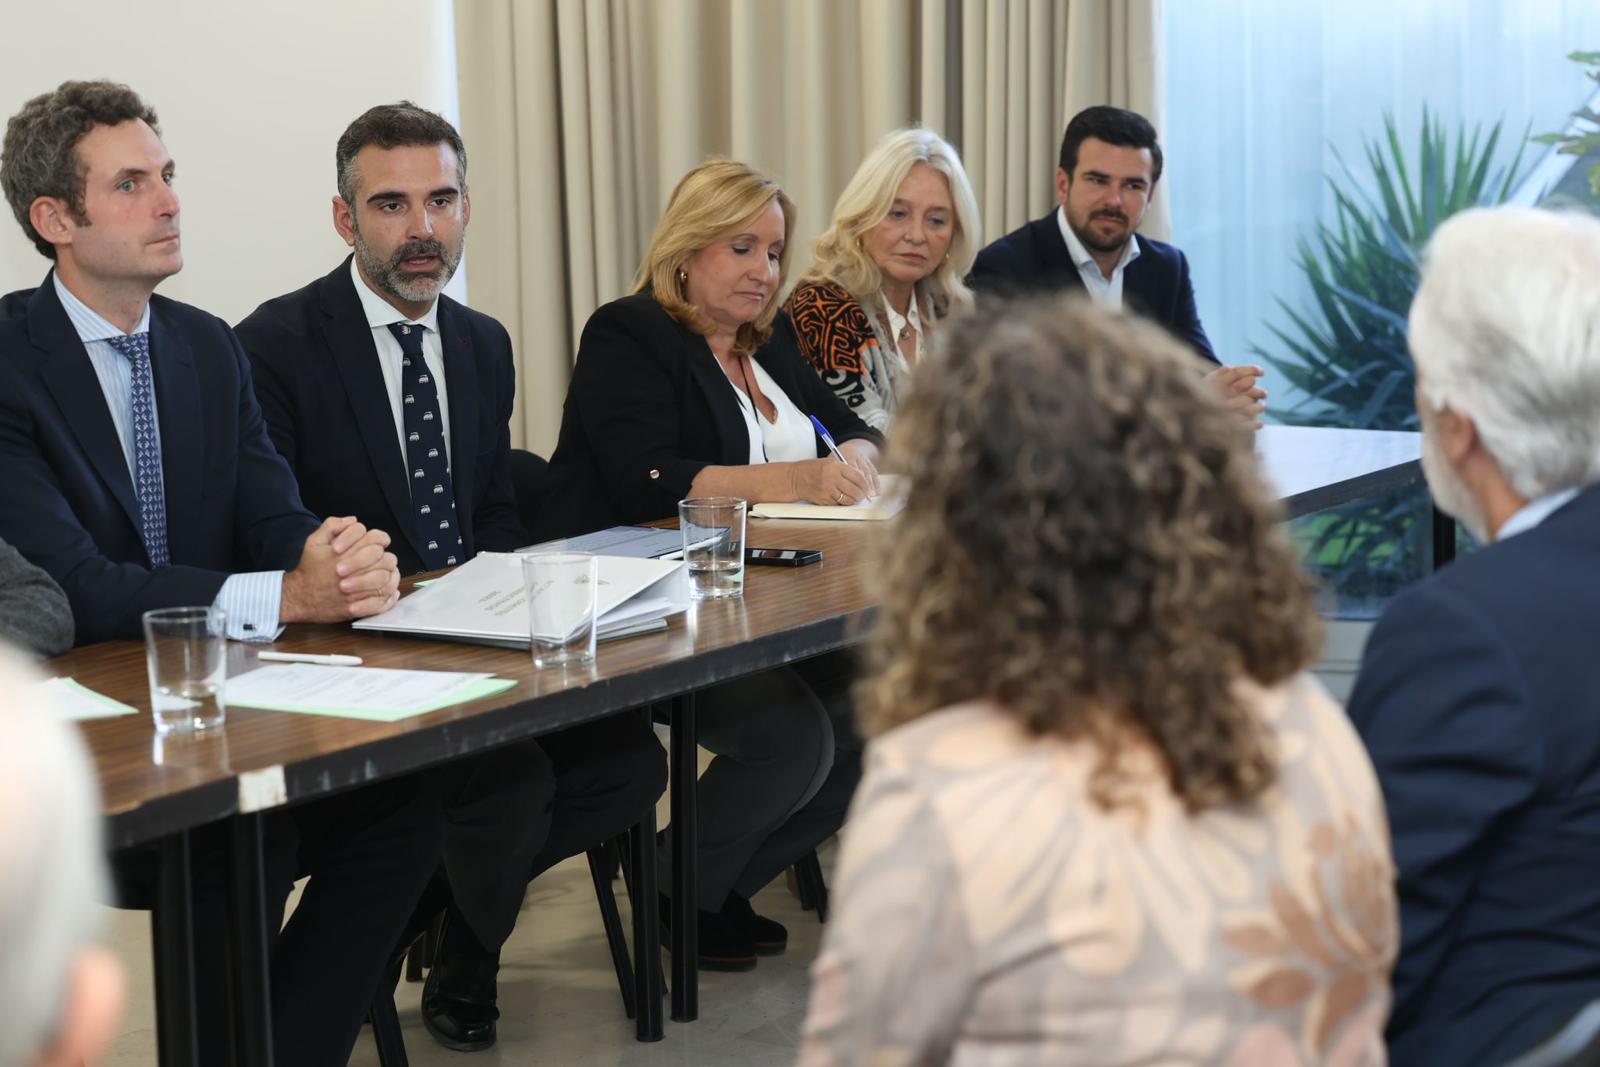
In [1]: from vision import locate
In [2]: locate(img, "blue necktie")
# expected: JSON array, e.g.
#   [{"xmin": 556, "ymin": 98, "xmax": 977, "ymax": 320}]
[
  {"xmin": 107, "ymin": 332, "xmax": 170, "ymax": 568},
  {"xmin": 388, "ymin": 323, "xmax": 461, "ymax": 570}
]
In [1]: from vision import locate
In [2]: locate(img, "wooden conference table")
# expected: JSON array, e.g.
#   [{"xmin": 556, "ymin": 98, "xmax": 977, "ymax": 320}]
[{"xmin": 51, "ymin": 424, "xmax": 1425, "ymax": 1067}]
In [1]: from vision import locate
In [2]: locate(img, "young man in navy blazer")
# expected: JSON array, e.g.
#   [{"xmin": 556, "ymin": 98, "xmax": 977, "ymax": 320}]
[
  {"xmin": 1348, "ymin": 206, "xmax": 1600, "ymax": 1065},
  {"xmin": 236, "ymin": 103, "xmax": 665, "ymax": 1053},
  {"xmin": 970, "ymin": 105, "xmax": 1265, "ymax": 423},
  {"xmin": 0, "ymin": 81, "xmax": 441, "ymax": 1065}
]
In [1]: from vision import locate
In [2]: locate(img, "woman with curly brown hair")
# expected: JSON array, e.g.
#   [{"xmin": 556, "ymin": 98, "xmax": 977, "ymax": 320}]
[{"xmin": 795, "ymin": 297, "xmax": 1397, "ymax": 1066}]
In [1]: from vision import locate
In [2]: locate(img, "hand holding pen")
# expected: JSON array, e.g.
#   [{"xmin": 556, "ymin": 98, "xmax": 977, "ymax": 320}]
[{"xmin": 809, "ymin": 415, "xmax": 881, "ymax": 500}]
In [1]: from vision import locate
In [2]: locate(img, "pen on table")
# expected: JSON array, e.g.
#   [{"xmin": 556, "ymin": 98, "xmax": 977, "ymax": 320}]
[
  {"xmin": 256, "ymin": 652, "xmax": 364, "ymax": 667},
  {"xmin": 808, "ymin": 415, "xmax": 876, "ymax": 499}
]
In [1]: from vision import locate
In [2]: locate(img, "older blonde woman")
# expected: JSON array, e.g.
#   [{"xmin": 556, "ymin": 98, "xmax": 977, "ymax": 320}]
[
  {"xmin": 786, "ymin": 127, "xmax": 980, "ymax": 431},
  {"xmin": 797, "ymin": 298, "xmax": 1397, "ymax": 1066},
  {"xmin": 539, "ymin": 160, "xmax": 875, "ymax": 972}
]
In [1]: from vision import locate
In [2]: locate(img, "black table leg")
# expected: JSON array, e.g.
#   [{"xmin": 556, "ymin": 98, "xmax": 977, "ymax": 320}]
[
  {"xmin": 1431, "ymin": 505, "xmax": 1457, "ymax": 570},
  {"xmin": 669, "ymin": 693, "xmax": 698, "ymax": 1022},
  {"xmin": 153, "ymin": 831, "xmax": 199, "ymax": 1067},
  {"xmin": 628, "ymin": 774, "xmax": 664, "ymax": 1042},
  {"xmin": 229, "ymin": 813, "xmax": 275, "ymax": 1066}
]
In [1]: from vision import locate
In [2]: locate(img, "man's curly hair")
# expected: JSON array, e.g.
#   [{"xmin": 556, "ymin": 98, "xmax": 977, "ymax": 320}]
[
  {"xmin": 1, "ymin": 80, "xmax": 159, "ymax": 259},
  {"xmin": 859, "ymin": 296, "xmax": 1321, "ymax": 812}
]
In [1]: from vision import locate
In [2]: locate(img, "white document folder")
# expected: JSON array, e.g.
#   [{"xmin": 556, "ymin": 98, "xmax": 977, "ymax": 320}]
[{"xmin": 352, "ymin": 552, "xmax": 688, "ymax": 648}]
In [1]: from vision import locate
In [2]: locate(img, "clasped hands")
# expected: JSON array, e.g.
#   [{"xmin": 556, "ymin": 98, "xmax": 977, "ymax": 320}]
[
  {"xmin": 1206, "ymin": 364, "xmax": 1268, "ymax": 428},
  {"xmin": 280, "ymin": 516, "xmax": 402, "ymax": 624}
]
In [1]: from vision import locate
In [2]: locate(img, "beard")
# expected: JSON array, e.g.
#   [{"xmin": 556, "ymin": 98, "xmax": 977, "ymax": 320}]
[
  {"xmin": 1070, "ymin": 209, "xmax": 1133, "ymax": 255},
  {"xmin": 1420, "ymin": 419, "xmax": 1488, "ymax": 544},
  {"xmin": 353, "ymin": 226, "xmax": 463, "ymax": 306}
]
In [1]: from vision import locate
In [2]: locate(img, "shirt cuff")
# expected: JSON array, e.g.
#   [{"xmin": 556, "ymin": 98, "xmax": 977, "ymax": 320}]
[{"xmin": 215, "ymin": 571, "xmax": 285, "ymax": 642}]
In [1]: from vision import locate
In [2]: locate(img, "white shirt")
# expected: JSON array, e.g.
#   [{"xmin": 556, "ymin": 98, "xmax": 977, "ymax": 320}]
[
  {"xmin": 1057, "ymin": 205, "xmax": 1142, "ymax": 310},
  {"xmin": 1496, "ymin": 486, "xmax": 1581, "ymax": 541},
  {"xmin": 881, "ymin": 293, "xmax": 923, "ymax": 355},
  {"xmin": 53, "ymin": 274, "xmax": 284, "ymax": 641},
  {"xmin": 349, "ymin": 258, "xmax": 452, "ymax": 479},
  {"xmin": 726, "ymin": 360, "xmax": 819, "ymax": 465}
]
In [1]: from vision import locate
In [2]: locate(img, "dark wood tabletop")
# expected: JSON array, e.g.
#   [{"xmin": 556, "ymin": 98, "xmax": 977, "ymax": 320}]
[{"xmin": 56, "ymin": 519, "xmax": 878, "ymax": 850}]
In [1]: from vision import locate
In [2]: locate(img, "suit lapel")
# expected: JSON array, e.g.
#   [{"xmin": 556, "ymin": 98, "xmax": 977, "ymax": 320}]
[
  {"xmin": 1120, "ymin": 235, "xmax": 1156, "ymax": 314},
  {"xmin": 437, "ymin": 299, "xmax": 479, "ymax": 521},
  {"xmin": 318, "ymin": 263, "xmax": 429, "ymax": 564},
  {"xmin": 30, "ymin": 280, "xmax": 142, "ymax": 535},
  {"xmin": 148, "ymin": 301, "xmax": 204, "ymax": 559},
  {"xmin": 1033, "ymin": 213, "xmax": 1085, "ymax": 292},
  {"xmin": 679, "ymin": 324, "xmax": 753, "ymax": 465}
]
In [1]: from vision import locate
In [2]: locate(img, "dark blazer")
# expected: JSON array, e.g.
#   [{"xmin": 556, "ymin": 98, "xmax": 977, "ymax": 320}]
[
  {"xmin": 536, "ymin": 292, "xmax": 884, "ymax": 540},
  {"xmin": 1347, "ymin": 484, "xmax": 1600, "ymax": 1066},
  {"xmin": 0, "ymin": 274, "xmax": 317, "ymax": 645},
  {"xmin": 968, "ymin": 213, "xmax": 1218, "ymax": 363},
  {"xmin": 235, "ymin": 258, "xmax": 526, "ymax": 577}
]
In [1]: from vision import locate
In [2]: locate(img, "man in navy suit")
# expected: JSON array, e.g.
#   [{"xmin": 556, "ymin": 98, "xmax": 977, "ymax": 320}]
[
  {"xmin": 1347, "ymin": 206, "xmax": 1600, "ymax": 1065},
  {"xmin": 970, "ymin": 105, "xmax": 1265, "ymax": 422},
  {"xmin": 236, "ymin": 103, "xmax": 664, "ymax": 1053},
  {"xmin": 0, "ymin": 81, "xmax": 441, "ymax": 1065}
]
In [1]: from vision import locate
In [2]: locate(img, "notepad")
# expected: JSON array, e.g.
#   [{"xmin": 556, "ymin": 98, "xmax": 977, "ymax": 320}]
[
  {"xmin": 40, "ymin": 677, "xmax": 139, "ymax": 721},
  {"xmin": 751, "ymin": 476, "xmax": 906, "ymax": 521},
  {"xmin": 224, "ymin": 665, "xmax": 517, "ymax": 723}
]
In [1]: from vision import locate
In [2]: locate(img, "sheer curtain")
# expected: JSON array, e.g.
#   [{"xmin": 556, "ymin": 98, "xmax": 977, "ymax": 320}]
[{"xmin": 455, "ymin": 0, "xmax": 1161, "ymax": 452}]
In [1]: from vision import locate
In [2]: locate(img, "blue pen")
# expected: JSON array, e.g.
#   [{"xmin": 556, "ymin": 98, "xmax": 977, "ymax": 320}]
[{"xmin": 808, "ymin": 415, "xmax": 849, "ymax": 465}]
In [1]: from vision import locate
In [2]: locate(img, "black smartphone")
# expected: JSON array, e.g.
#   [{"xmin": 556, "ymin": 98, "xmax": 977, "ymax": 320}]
[{"xmin": 746, "ymin": 547, "xmax": 823, "ymax": 567}]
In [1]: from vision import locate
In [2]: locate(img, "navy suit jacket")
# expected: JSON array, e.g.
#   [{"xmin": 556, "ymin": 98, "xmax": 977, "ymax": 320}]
[
  {"xmin": 1347, "ymin": 485, "xmax": 1600, "ymax": 1066},
  {"xmin": 535, "ymin": 293, "xmax": 883, "ymax": 540},
  {"xmin": 234, "ymin": 258, "xmax": 526, "ymax": 577},
  {"xmin": 0, "ymin": 274, "xmax": 317, "ymax": 645},
  {"xmin": 968, "ymin": 212, "xmax": 1218, "ymax": 363}
]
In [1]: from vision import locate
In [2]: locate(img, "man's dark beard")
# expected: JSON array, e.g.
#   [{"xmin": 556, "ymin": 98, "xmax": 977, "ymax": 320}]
[
  {"xmin": 1074, "ymin": 211, "xmax": 1131, "ymax": 255},
  {"xmin": 354, "ymin": 231, "xmax": 462, "ymax": 304}
]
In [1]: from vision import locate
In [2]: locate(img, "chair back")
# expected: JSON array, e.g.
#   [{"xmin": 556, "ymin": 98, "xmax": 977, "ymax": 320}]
[
  {"xmin": 1498, "ymin": 1001, "xmax": 1600, "ymax": 1067},
  {"xmin": 509, "ymin": 449, "xmax": 550, "ymax": 542}
]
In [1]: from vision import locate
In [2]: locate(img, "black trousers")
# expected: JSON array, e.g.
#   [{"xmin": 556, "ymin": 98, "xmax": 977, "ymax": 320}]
[
  {"xmin": 439, "ymin": 712, "xmax": 667, "ymax": 950},
  {"xmin": 111, "ymin": 772, "xmax": 446, "ymax": 1066}
]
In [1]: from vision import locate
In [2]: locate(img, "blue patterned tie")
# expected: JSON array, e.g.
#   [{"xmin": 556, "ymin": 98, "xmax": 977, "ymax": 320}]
[
  {"xmin": 388, "ymin": 323, "xmax": 461, "ymax": 570},
  {"xmin": 107, "ymin": 332, "xmax": 169, "ymax": 568}
]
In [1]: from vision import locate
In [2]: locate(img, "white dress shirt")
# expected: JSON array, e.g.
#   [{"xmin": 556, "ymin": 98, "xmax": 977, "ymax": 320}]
[
  {"xmin": 349, "ymin": 257, "xmax": 452, "ymax": 478},
  {"xmin": 1496, "ymin": 486, "xmax": 1581, "ymax": 541},
  {"xmin": 1057, "ymin": 205, "xmax": 1142, "ymax": 310},
  {"xmin": 53, "ymin": 274, "xmax": 284, "ymax": 641}
]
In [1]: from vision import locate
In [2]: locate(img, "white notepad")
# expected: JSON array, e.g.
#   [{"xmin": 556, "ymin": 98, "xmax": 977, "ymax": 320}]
[{"xmin": 751, "ymin": 475, "xmax": 906, "ymax": 521}]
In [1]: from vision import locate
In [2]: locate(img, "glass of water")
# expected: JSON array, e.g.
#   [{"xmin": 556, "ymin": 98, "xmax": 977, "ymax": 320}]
[
  {"xmin": 679, "ymin": 497, "xmax": 747, "ymax": 600},
  {"xmin": 522, "ymin": 551, "xmax": 599, "ymax": 668},
  {"xmin": 142, "ymin": 606, "xmax": 227, "ymax": 734}
]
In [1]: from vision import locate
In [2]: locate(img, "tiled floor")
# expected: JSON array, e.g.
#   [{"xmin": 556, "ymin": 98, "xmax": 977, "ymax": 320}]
[{"xmin": 103, "ymin": 841, "xmax": 831, "ymax": 1066}]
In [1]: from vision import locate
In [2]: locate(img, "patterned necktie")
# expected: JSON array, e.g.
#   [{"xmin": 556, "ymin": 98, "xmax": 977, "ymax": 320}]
[
  {"xmin": 388, "ymin": 323, "xmax": 461, "ymax": 569},
  {"xmin": 107, "ymin": 332, "xmax": 170, "ymax": 568}
]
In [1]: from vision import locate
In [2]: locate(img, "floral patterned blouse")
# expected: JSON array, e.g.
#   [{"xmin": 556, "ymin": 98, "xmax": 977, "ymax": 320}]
[{"xmin": 796, "ymin": 674, "xmax": 1397, "ymax": 1067}]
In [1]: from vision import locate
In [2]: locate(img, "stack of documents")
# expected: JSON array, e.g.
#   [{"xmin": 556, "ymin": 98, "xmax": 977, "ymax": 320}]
[
  {"xmin": 751, "ymin": 475, "xmax": 906, "ymax": 521},
  {"xmin": 353, "ymin": 551, "xmax": 688, "ymax": 648},
  {"xmin": 226, "ymin": 664, "xmax": 515, "ymax": 722},
  {"xmin": 524, "ymin": 525, "xmax": 686, "ymax": 559}
]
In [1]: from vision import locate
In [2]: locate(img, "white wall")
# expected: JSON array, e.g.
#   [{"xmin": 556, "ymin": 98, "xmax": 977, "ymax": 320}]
[{"xmin": 0, "ymin": 0, "xmax": 463, "ymax": 326}]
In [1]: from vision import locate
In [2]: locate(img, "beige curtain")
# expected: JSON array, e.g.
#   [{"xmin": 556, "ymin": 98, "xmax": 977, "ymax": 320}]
[{"xmin": 455, "ymin": 0, "xmax": 1162, "ymax": 453}]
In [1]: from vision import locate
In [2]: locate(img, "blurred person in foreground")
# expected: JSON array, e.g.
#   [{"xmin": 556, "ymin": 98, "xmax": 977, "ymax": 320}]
[
  {"xmin": 786, "ymin": 127, "xmax": 980, "ymax": 432},
  {"xmin": 796, "ymin": 296, "xmax": 1396, "ymax": 1066},
  {"xmin": 1346, "ymin": 207, "xmax": 1600, "ymax": 1066},
  {"xmin": 0, "ymin": 653, "xmax": 123, "ymax": 1067}
]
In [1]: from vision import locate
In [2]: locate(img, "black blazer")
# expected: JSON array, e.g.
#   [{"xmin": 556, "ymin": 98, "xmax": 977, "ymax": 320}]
[
  {"xmin": 968, "ymin": 212, "xmax": 1218, "ymax": 363},
  {"xmin": 235, "ymin": 258, "xmax": 526, "ymax": 577},
  {"xmin": 0, "ymin": 274, "xmax": 318, "ymax": 645},
  {"xmin": 535, "ymin": 292, "xmax": 884, "ymax": 540},
  {"xmin": 1348, "ymin": 484, "xmax": 1600, "ymax": 1066}
]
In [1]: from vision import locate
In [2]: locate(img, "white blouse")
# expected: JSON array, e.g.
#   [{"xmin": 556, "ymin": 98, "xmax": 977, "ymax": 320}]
[{"xmin": 726, "ymin": 359, "xmax": 818, "ymax": 465}]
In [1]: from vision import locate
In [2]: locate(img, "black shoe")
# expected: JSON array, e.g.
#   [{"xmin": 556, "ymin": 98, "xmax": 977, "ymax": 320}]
[
  {"xmin": 421, "ymin": 907, "xmax": 501, "ymax": 1052},
  {"xmin": 659, "ymin": 892, "xmax": 758, "ymax": 971},
  {"xmin": 722, "ymin": 893, "xmax": 787, "ymax": 956}
]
